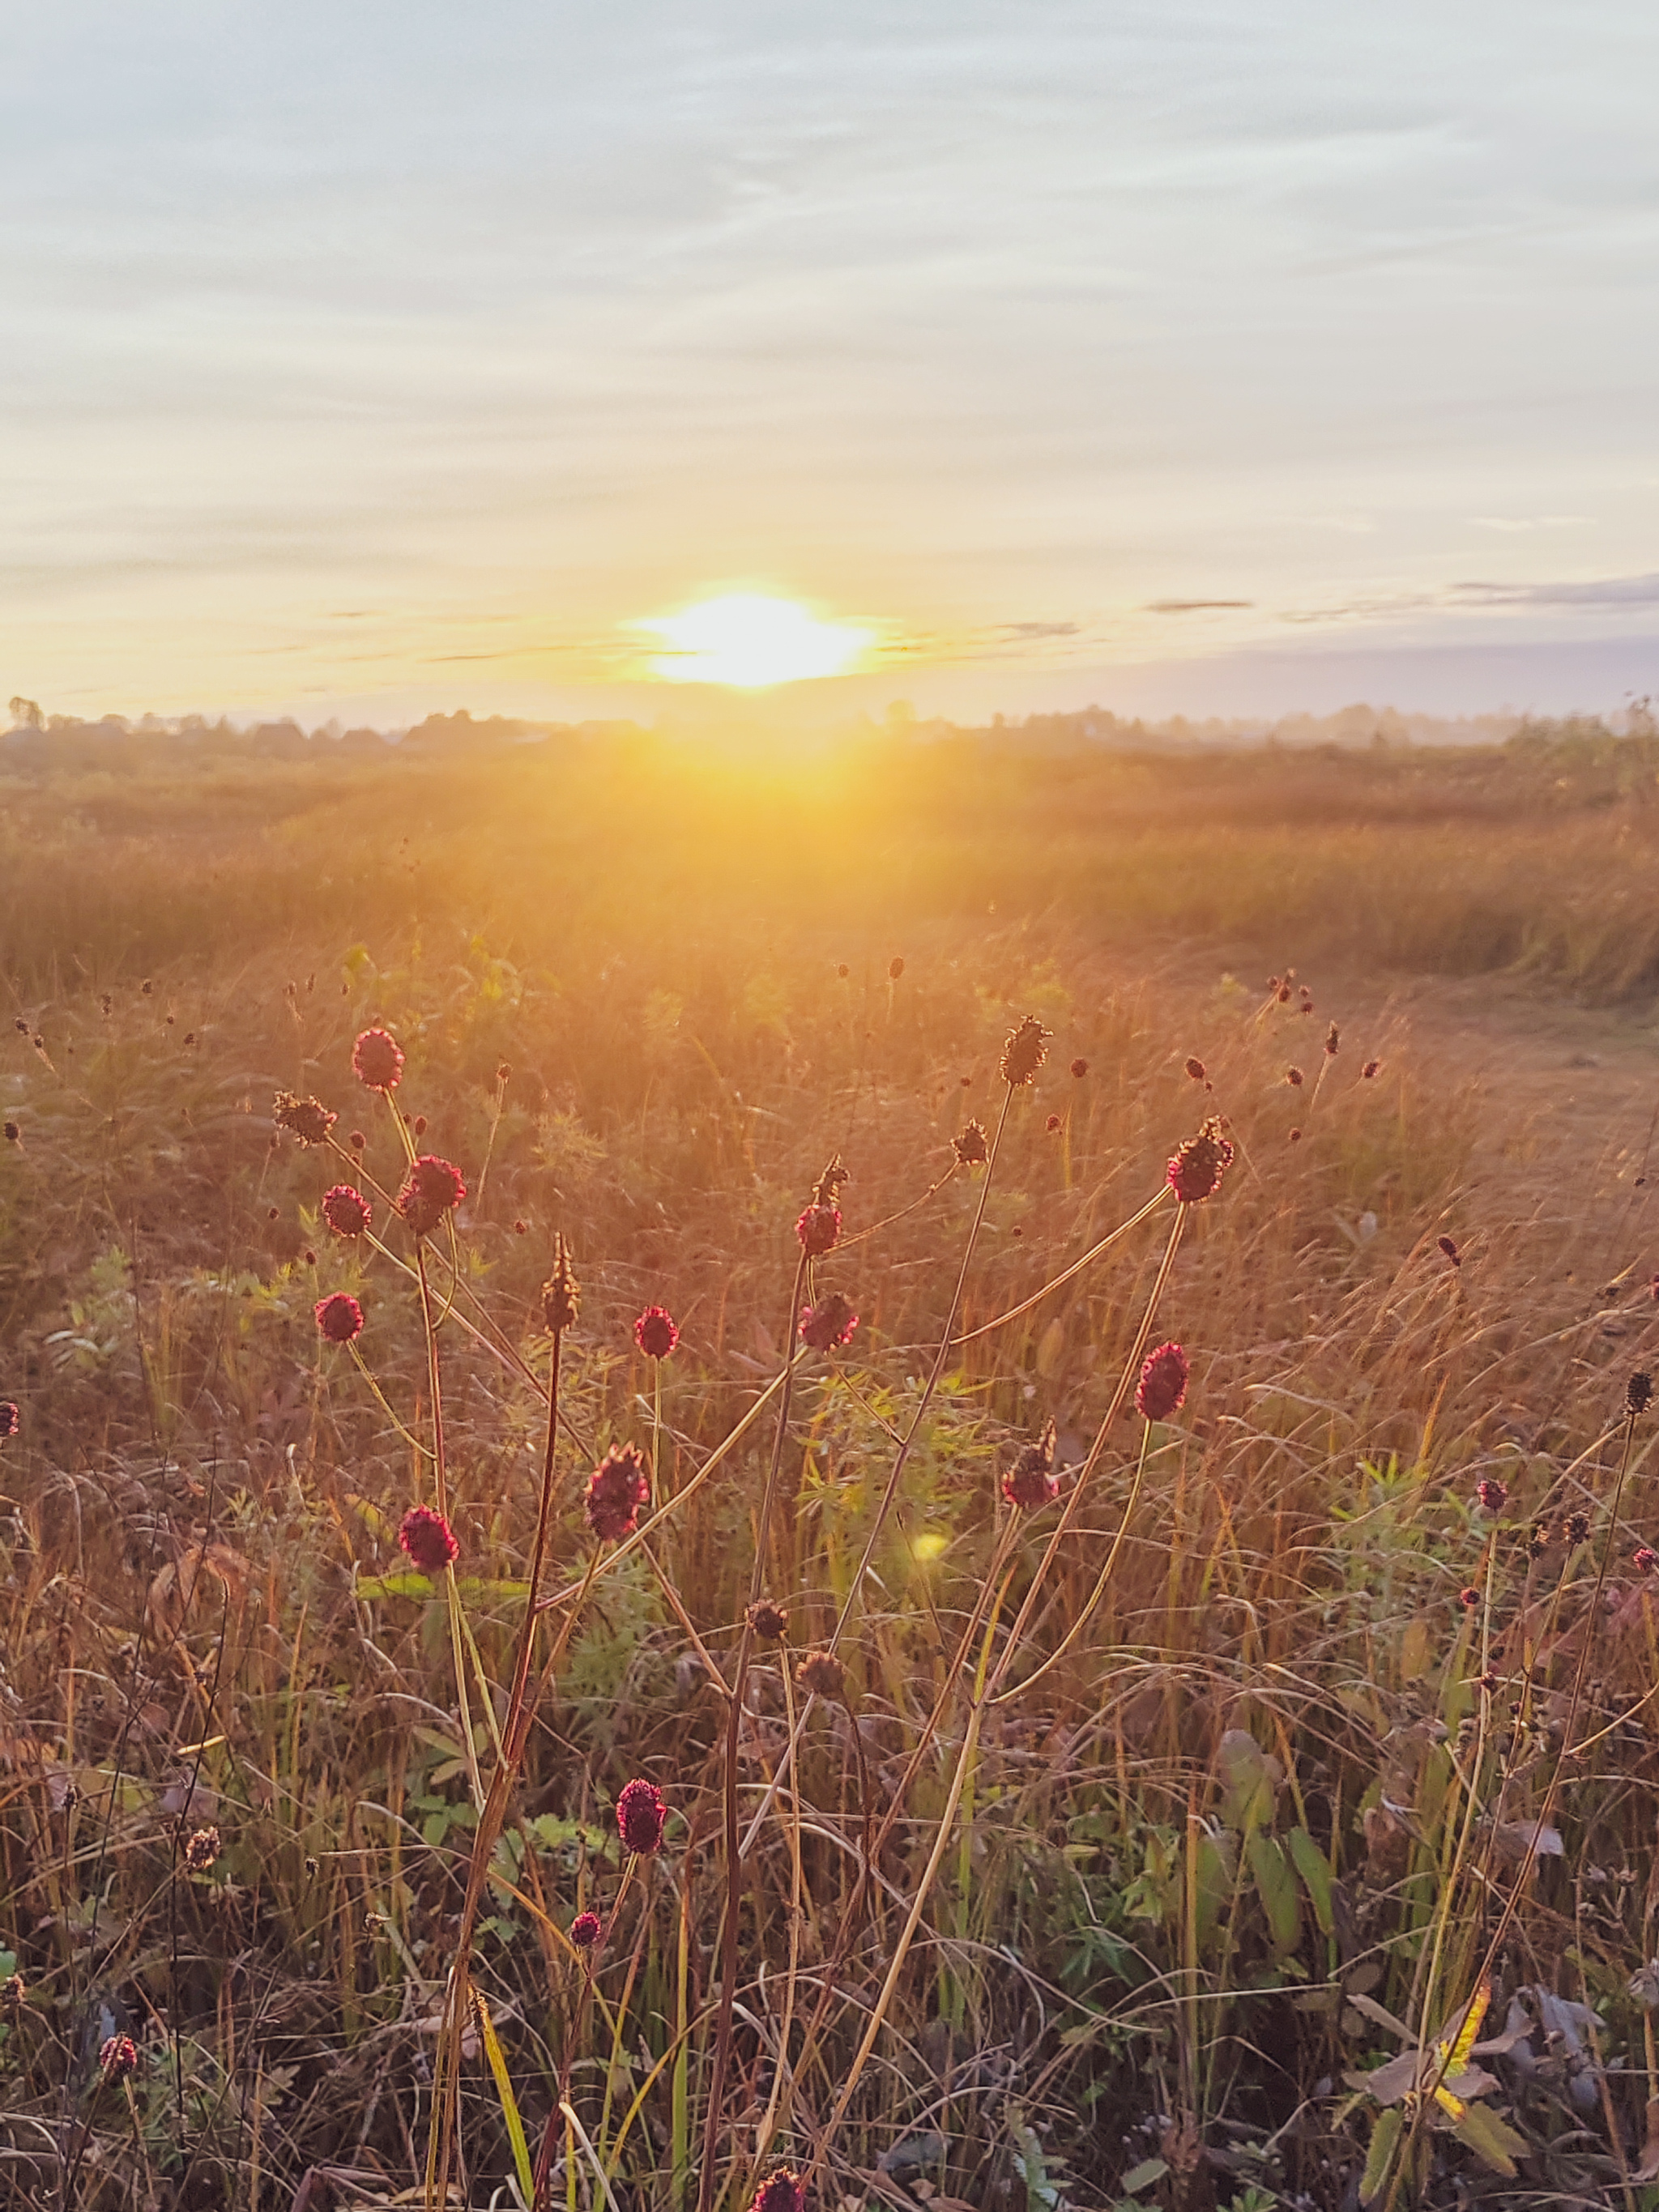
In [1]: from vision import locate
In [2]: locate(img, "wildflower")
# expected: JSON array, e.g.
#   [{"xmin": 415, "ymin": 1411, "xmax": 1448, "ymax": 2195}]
[
  {"xmin": 1629, "ymin": 1371, "xmax": 1654, "ymax": 1417},
  {"xmin": 1288, "ymin": 1127, "xmax": 1303, "ymax": 1144},
  {"xmin": 1136, "ymin": 1342, "xmax": 1189, "ymax": 1424},
  {"xmin": 571, "ymin": 1910, "xmax": 601, "ymax": 1948},
  {"xmin": 1277, "ymin": 983, "xmax": 1291, "ymax": 1004},
  {"xmin": 1183, "ymin": 1056, "xmax": 1205, "ymax": 1082},
  {"xmin": 1527, "ymin": 1523, "xmax": 1550, "ymax": 1560},
  {"xmin": 1045, "ymin": 1113, "xmax": 1062, "ymax": 1132},
  {"xmin": 1438, "ymin": 1234, "xmax": 1461, "ymax": 1267},
  {"xmin": 352, "ymin": 1026, "xmax": 404, "ymax": 1090},
  {"xmin": 2, "ymin": 1971, "xmax": 24, "ymax": 2009},
  {"xmin": 1166, "ymin": 1116, "xmax": 1235, "ymax": 1204},
  {"xmin": 348, "ymin": 1128, "xmax": 366, "ymax": 1150},
  {"xmin": 0, "ymin": 1402, "xmax": 16, "ymax": 1438},
  {"xmin": 616, "ymin": 1777, "xmax": 667, "ymax": 1856},
  {"xmin": 750, "ymin": 2174, "xmax": 807, "ymax": 2212},
  {"xmin": 586, "ymin": 1444, "xmax": 649, "ymax": 1544},
  {"xmin": 795, "ymin": 1650, "xmax": 847, "ymax": 1701},
  {"xmin": 1073, "ymin": 1057, "xmax": 1090, "ymax": 1077},
  {"xmin": 412, "ymin": 1114, "xmax": 428, "ymax": 1137},
  {"xmin": 837, "ymin": 961, "xmax": 850, "ymax": 978},
  {"xmin": 953, "ymin": 1120, "xmax": 989, "ymax": 1166},
  {"xmin": 1000, "ymin": 1014, "xmax": 1051, "ymax": 1087},
  {"xmin": 748, "ymin": 1599, "xmax": 789, "ymax": 1641},
  {"xmin": 3, "ymin": 1121, "xmax": 16, "ymax": 1141},
  {"xmin": 1363, "ymin": 1059, "xmax": 1381, "ymax": 1079},
  {"xmin": 633, "ymin": 1305, "xmax": 679, "ymax": 1359},
  {"xmin": 1324, "ymin": 1023, "xmax": 1340, "ymax": 1056},
  {"xmin": 322, "ymin": 1183, "xmax": 371, "ymax": 1238},
  {"xmin": 399, "ymin": 1504, "xmax": 458, "ymax": 1575},
  {"xmin": 10, "ymin": 1018, "xmax": 23, "ymax": 1034},
  {"xmin": 543, "ymin": 1237, "xmax": 580, "ymax": 1332},
  {"xmin": 1636, "ymin": 1547, "xmax": 1658, "ymax": 1574},
  {"xmin": 273, "ymin": 1091, "xmax": 337, "ymax": 1146},
  {"xmin": 1458, "ymin": 1586, "xmax": 1480, "ymax": 1609},
  {"xmin": 397, "ymin": 1154, "xmax": 466, "ymax": 1238},
  {"xmin": 1475, "ymin": 1476, "xmax": 1508, "ymax": 1514},
  {"xmin": 183, "ymin": 1825, "xmax": 221, "ymax": 1873},
  {"xmin": 1287, "ymin": 1068, "xmax": 1304, "ymax": 1087},
  {"xmin": 314, "ymin": 1292, "xmax": 363, "ymax": 1344},
  {"xmin": 100, "ymin": 2035, "xmax": 139, "ymax": 2082},
  {"xmin": 1565, "ymin": 1511, "xmax": 1591, "ymax": 1546},
  {"xmin": 514, "ymin": 1219, "xmax": 527, "ymax": 1234},
  {"xmin": 1001, "ymin": 1419, "xmax": 1059, "ymax": 1509},
  {"xmin": 799, "ymin": 1294, "xmax": 859, "ymax": 1350},
  {"xmin": 795, "ymin": 1204, "xmax": 842, "ymax": 1258},
  {"xmin": 889, "ymin": 956, "xmax": 905, "ymax": 980},
  {"xmin": 496, "ymin": 1061, "xmax": 511, "ymax": 1084},
  {"xmin": 1478, "ymin": 1670, "xmax": 1501, "ymax": 1696}
]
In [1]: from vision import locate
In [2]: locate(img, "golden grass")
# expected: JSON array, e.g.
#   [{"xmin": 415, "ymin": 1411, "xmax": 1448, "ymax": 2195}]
[{"xmin": 1, "ymin": 727, "xmax": 1657, "ymax": 2209}]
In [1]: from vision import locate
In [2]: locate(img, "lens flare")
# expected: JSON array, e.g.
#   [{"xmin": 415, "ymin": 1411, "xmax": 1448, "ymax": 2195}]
[{"xmin": 638, "ymin": 595, "xmax": 872, "ymax": 688}]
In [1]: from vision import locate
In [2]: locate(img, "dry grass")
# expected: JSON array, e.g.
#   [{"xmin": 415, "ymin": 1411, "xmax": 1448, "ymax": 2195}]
[{"xmin": 2, "ymin": 727, "xmax": 1659, "ymax": 2210}]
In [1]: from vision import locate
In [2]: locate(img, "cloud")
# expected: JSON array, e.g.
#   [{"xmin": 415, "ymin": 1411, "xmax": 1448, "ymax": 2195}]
[
  {"xmin": 1145, "ymin": 599, "xmax": 1254, "ymax": 615},
  {"xmin": 1450, "ymin": 573, "xmax": 1659, "ymax": 609}
]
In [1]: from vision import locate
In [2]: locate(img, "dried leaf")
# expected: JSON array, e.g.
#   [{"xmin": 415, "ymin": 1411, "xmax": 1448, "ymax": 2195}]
[{"xmin": 1634, "ymin": 2094, "xmax": 1659, "ymax": 2183}]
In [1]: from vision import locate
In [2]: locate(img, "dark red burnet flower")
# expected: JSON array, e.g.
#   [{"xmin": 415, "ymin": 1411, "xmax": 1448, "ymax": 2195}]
[
  {"xmin": 748, "ymin": 1598, "xmax": 789, "ymax": 1640},
  {"xmin": 1457, "ymin": 1585, "xmax": 1480, "ymax": 1610},
  {"xmin": 315, "ymin": 1292, "xmax": 364, "ymax": 1344},
  {"xmin": 1287, "ymin": 1067, "xmax": 1304, "ymax": 1088},
  {"xmin": 795, "ymin": 1650, "xmax": 847, "ymax": 1700},
  {"xmin": 1475, "ymin": 1475, "xmax": 1508, "ymax": 1514},
  {"xmin": 100, "ymin": 2034, "xmax": 139, "ymax": 2082},
  {"xmin": 1136, "ymin": 1341, "xmax": 1189, "ymax": 1424},
  {"xmin": 571, "ymin": 1909, "xmax": 601, "ymax": 1949},
  {"xmin": 799, "ymin": 1294, "xmax": 859, "ymax": 1351},
  {"xmin": 586, "ymin": 1444, "xmax": 650, "ymax": 1543},
  {"xmin": 1636, "ymin": 1547, "xmax": 1658, "ymax": 1575},
  {"xmin": 399, "ymin": 1504, "xmax": 458, "ymax": 1575},
  {"xmin": 1166, "ymin": 1116, "xmax": 1235, "ymax": 1204},
  {"xmin": 795, "ymin": 1204, "xmax": 842, "ymax": 1258},
  {"xmin": 322, "ymin": 1183, "xmax": 372, "ymax": 1238},
  {"xmin": 1363, "ymin": 1059, "xmax": 1381, "ymax": 1079},
  {"xmin": 1439, "ymin": 1234, "xmax": 1462, "ymax": 1268},
  {"xmin": 273, "ymin": 1090, "xmax": 337, "ymax": 1145},
  {"xmin": 1045, "ymin": 1113, "xmax": 1062, "ymax": 1132},
  {"xmin": 1184, "ymin": 1056, "xmax": 1207, "ymax": 1084},
  {"xmin": 1628, "ymin": 1370, "xmax": 1654, "ymax": 1417},
  {"xmin": 1002, "ymin": 1419, "xmax": 1058, "ymax": 1510},
  {"xmin": 352, "ymin": 1026, "xmax": 404, "ymax": 1090},
  {"xmin": 616, "ymin": 1777, "xmax": 667, "ymax": 1856},
  {"xmin": 750, "ymin": 2174, "xmax": 807, "ymax": 2212},
  {"xmin": 398, "ymin": 1154, "xmax": 466, "ymax": 1238},
  {"xmin": 0, "ymin": 1401, "xmax": 17, "ymax": 1439},
  {"xmin": 543, "ymin": 1237, "xmax": 581, "ymax": 1332},
  {"xmin": 1000, "ymin": 1014, "xmax": 1050, "ymax": 1087},
  {"xmin": 633, "ymin": 1305, "xmax": 679, "ymax": 1359},
  {"xmin": 953, "ymin": 1119, "xmax": 989, "ymax": 1167}
]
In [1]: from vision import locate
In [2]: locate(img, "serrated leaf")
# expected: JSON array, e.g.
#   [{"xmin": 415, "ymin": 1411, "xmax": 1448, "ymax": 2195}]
[
  {"xmin": 1451, "ymin": 2099, "xmax": 1529, "ymax": 2177},
  {"xmin": 1359, "ymin": 2105, "xmax": 1403, "ymax": 2205},
  {"xmin": 1287, "ymin": 1825, "xmax": 1336, "ymax": 1934}
]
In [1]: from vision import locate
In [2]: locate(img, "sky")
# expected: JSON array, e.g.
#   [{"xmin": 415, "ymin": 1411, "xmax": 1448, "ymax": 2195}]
[{"xmin": 6, "ymin": 2, "xmax": 1659, "ymax": 727}]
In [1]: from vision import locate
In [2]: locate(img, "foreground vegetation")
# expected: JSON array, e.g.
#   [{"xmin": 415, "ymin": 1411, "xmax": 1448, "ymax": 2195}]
[{"xmin": 3, "ymin": 722, "xmax": 1659, "ymax": 2210}]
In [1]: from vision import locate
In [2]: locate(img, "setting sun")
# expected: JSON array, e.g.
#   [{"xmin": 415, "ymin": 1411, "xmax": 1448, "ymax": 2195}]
[{"xmin": 636, "ymin": 594, "xmax": 873, "ymax": 688}]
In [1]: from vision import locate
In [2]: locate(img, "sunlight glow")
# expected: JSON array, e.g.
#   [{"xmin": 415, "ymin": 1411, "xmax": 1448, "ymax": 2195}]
[{"xmin": 638, "ymin": 595, "xmax": 873, "ymax": 688}]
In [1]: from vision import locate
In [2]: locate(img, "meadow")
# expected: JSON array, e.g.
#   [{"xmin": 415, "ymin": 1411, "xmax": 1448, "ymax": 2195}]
[{"xmin": 3, "ymin": 718, "xmax": 1659, "ymax": 2211}]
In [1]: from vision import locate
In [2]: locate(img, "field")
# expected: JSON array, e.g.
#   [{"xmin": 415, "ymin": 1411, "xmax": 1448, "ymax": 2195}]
[{"xmin": 5, "ymin": 719, "xmax": 1659, "ymax": 2211}]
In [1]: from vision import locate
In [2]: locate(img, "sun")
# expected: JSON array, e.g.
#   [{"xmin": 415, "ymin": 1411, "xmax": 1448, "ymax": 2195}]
[{"xmin": 637, "ymin": 594, "xmax": 872, "ymax": 688}]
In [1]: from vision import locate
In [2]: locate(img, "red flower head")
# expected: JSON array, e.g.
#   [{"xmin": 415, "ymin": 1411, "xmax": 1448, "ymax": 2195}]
[
  {"xmin": 1457, "ymin": 1585, "xmax": 1480, "ymax": 1610},
  {"xmin": 1184, "ymin": 1056, "xmax": 1206, "ymax": 1083},
  {"xmin": 616, "ymin": 1777, "xmax": 667, "ymax": 1856},
  {"xmin": 750, "ymin": 2175, "xmax": 807, "ymax": 2212},
  {"xmin": 1439, "ymin": 1234, "xmax": 1461, "ymax": 1268},
  {"xmin": 953, "ymin": 1120, "xmax": 989, "ymax": 1167},
  {"xmin": 1045, "ymin": 1113, "xmax": 1062, "ymax": 1132},
  {"xmin": 1000, "ymin": 1014, "xmax": 1051, "ymax": 1087},
  {"xmin": 633, "ymin": 1305, "xmax": 679, "ymax": 1359},
  {"xmin": 1072, "ymin": 1057, "xmax": 1090, "ymax": 1078},
  {"xmin": 571, "ymin": 1909, "xmax": 601, "ymax": 1948},
  {"xmin": 100, "ymin": 2034, "xmax": 139, "ymax": 2082},
  {"xmin": 799, "ymin": 1294, "xmax": 859, "ymax": 1351},
  {"xmin": 398, "ymin": 1154, "xmax": 466, "ymax": 1238},
  {"xmin": 273, "ymin": 1091, "xmax": 337, "ymax": 1145},
  {"xmin": 1363, "ymin": 1059, "xmax": 1381, "ymax": 1079},
  {"xmin": 1001, "ymin": 1419, "xmax": 1059, "ymax": 1510},
  {"xmin": 1636, "ymin": 1547, "xmax": 1658, "ymax": 1575},
  {"xmin": 0, "ymin": 1401, "xmax": 17, "ymax": 1439},
  {"xmin": 322, "ymin": 1183, "xmax": 372, "ymax": 1238},
  {"xmin": 399, "ymin": 1504, "xmax": 458, "ymax": 1575},
  {"xmin": 315, "ymin": 1292, "xmax": 364, "ymax": 1344},
  {"xmin": 352, "ymin": 1026, "xmax": 404, "ymax": 1090},
  {"xmin": 795, "ymin": 1204, "xmax": 841, "ymax": 1259},
  {"xmin": 586, "ymin": 1444, "xmax": 650, "ymax": 1544},
  {"xmin": 1166, "ymin": 1117, "xmax": 1235, "ymax": 1204},
  {"xmin": 1136, "ymin": 1341, "xmax": 1189, "ymax": 1424},
  {"xmin": 1475, "ymin": 1475, "xmax": 1508, "ymax": 1514}
]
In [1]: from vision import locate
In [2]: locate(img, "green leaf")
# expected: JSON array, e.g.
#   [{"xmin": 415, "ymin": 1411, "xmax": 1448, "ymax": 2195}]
[
  {"xmin": 1217, "ymin": 1728, "xmax": 1277, "ymax": 1835},
  {"xmin": 1452, "ymin": 2102, "xmax": 1529, "ymax": 2178},
  {"xmin": 1359, "ymin": 2105, "xmax": 1403, "ymax": 2206},
  {"xmin": 1247, "ymin": 1831, "xmax": 1300, "ymax": 1954},
  {"xmin": 1287, "ymin": 1825, "xmax": 1336, "ymax": 1934},
  {"xmin": 1120, "ymin": 2157, "xmax": 1167, "ymax": 2193}
]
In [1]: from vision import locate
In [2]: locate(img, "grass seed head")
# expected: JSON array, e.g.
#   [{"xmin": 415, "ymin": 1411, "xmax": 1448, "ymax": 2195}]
[{"xmin": 543, "ymin": 1237, "xmax": 581, "ymax": 1332}]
